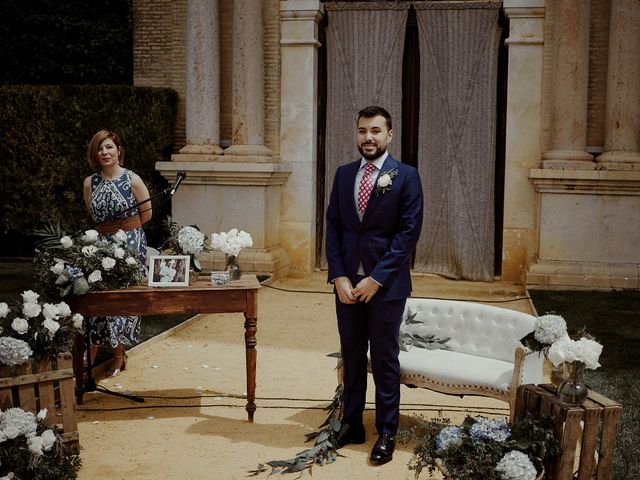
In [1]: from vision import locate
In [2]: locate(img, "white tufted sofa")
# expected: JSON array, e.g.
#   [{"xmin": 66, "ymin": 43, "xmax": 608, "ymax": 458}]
[{"xmin": 391, "ymin": 297, "xmax": 543, "ymax": 417}]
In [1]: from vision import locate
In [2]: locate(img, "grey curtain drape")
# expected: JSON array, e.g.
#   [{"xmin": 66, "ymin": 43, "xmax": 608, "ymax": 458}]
[
  {"xmin": 413, "ymin": 2, "xmax": 502, "ymax": 281},
  {"xmin": 321, "ymin": 2, "xmax": 409, "ymax": 268}
]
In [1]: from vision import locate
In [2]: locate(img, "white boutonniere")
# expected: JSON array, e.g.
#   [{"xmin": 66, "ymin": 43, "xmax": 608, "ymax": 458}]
[{"xmin": 375, "ymin": 168, "xmax": 398, "ymax": 196}]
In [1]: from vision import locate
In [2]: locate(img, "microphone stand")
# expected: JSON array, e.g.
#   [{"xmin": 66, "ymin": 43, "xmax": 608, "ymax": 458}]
[{"xmin": 79, "ymin": 182, "xmax": 180, "ymax": 403}]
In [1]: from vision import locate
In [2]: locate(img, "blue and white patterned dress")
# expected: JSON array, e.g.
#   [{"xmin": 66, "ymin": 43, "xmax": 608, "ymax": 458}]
[{"xmin": 89, "ymin": 169, "xmax": 147, "ymax": 347}]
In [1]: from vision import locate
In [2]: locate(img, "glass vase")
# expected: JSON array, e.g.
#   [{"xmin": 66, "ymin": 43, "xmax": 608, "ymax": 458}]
[
  {"xmin": 556, "ymin": 361, "xmax": 589, "ymax": 405},
  {"xmin": 225, "ymin": 254, "xmax": 243, "ymax": 281}
]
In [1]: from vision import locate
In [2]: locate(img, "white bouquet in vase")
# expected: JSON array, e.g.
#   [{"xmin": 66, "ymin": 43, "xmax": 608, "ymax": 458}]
[{"xmin": 210, "ymin": 229, "xmax": 253, "ymax": 280}]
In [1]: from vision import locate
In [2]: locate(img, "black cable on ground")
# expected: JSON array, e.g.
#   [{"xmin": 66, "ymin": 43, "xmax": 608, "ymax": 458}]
[{"xmin": 262, "ymin": 282, "xmax": 531, "ymax": 304}]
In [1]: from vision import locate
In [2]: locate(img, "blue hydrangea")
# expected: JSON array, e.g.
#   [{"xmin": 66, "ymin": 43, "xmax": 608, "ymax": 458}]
[
  {"xmin": 469, "ymin": 417, "xmax": 511, "ymax": 442},
  {"xmin": 65, "ymin": 265, "xmax": 84, "ymax": 282},
  {"xmin": 435, "ymin": 426, "xmax": 463, "ymax": 452}
]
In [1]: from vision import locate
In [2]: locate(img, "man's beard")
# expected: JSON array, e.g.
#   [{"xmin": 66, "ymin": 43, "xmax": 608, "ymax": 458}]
[{"xmin": 358, "ymin": 143, "xmax": 387, "ymax": 161}]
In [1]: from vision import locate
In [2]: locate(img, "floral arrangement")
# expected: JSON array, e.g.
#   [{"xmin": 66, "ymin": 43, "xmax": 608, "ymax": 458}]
[
  {"xmin": 398, "ymin": 414, "xmax": 558, "ymax": 480},
  {"xmin": 520, "ymin": 314, "xmax": 603, "ymax": 370},
  {"xmin": 375, "ymin": 168, "xmax": 398, "ymax": 196},
  {"xmin": 0, "ymin": 290, "xmax": 83, "ymax": 364},
  {"xmin": 162, "ymin": 217, "xmax": 210, "ymax": 271},
  {"xmin": 0, "ymin": 407, "xmax": 81, "ymax": 479},
  {"xmin": 34, "ymin": 229, "xmax": 144, "ymax": 298},
  {"xmin": 211, "ymin": 228, "xmax": 253, "ymax": 258}
]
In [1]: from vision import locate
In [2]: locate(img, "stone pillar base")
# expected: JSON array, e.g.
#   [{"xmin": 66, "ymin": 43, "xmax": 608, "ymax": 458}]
[
  {"xmin": 596, "ymin": 151, "xmax": 640, "ymax": 170},
  {"xmin": 224, "ymin": 144, "xmax": 273, "ymax": 160},
  {"xmin": 179, "ymin": 144, "xmax": 224, "ymax": 155},
  {"xmin": 527, "ymin": 259, "xmax": 639, "ymax": 290},
  {"xmin": 196, "ymin": 247, "xmax": 290, "ymax": 280},
  {"xmin": 541, "ymin": 150, "xmax": 594, "ymax": 169}
]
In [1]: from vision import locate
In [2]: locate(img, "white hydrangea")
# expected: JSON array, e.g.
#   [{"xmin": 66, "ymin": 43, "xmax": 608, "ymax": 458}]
[
  {"xmin": 534, "ymin": 314, "xmax": 567, "ymax": 345},
  {"xmin": 0, "ymin": 407, "xmax": 38, "ymax": 438},
  {"xmin": 177, "ymin": 226, "xmax": 206, "ymax": 254},
  {"xmin": 0, "ymin": 337, "xmax": 33, "ymax": 366},
  {"xmin": 496, "ymin": 450, "xmax": 538, "ymax": 480}
]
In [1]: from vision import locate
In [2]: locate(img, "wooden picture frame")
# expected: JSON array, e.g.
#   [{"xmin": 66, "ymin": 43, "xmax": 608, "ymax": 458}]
[{"xmin": 148, "ymin": 255, "xmax": 190, "ymax": 287}]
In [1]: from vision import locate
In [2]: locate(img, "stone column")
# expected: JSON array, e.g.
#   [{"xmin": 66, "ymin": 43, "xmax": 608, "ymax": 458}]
[
  {"xmin": 597, "ymin": 0, "xmax": 640, "ymax": 170},
  {"xmin": 179, "ymin": 0, "xmax": 223, "ymax": 157},
  {"xmin": 225, "ymin": 0, "xmax": 272, "ymax": 159},
  {"xmin": 279, "ymin": 0, "xmax": 324, "ymax": 275},
  {"xmin": 501, "ymin": 0, "xmax": 545, "ymax": 283},
  {"xmin": 541, "ymin": 0, "xmax": 594, "ymax": 168}
]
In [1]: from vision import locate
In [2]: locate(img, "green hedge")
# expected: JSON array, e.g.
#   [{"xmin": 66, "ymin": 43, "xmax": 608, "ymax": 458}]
[
  {"xmin": 0, "ymin": 0, "xmax": 132, "ymax": 85},
  {"xmin": 0, "ymin": 85, "xmax": 177, "ymax": 254}
]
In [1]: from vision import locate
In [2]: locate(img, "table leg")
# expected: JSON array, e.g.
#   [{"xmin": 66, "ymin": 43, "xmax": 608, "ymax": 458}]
[{"xmin": 244, "ymin": 291, "xmax": 258, "ymax": 422}]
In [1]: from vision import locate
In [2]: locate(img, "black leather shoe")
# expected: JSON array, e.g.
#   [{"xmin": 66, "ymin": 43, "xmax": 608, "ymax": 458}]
[
  {"xmin": 334, "ymin": 423, "xmax": 365, "ymax": 448},
  {"xmin": 370, "ymin": 433, "xmax": 396, "ymax": 465}
]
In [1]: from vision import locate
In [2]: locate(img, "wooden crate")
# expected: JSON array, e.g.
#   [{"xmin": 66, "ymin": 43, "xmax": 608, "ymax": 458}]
[
  {"xmin": 515, "ymin": 384, "xmax": 622, "ymax": 480},
  {"xmin": 0, "ymin": 352, "xmax": 79, "ymax": 445}
]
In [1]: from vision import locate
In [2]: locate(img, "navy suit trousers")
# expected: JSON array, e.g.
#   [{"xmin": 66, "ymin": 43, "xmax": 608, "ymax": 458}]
[{"xmin": 336, "ymin": 290, "xmax": 406, "ymax": 435}]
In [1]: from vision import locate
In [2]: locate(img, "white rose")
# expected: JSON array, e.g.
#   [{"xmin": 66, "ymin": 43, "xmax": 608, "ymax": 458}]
[
  {"xmin": 50, "ymin": 261, "xmax": 65, "ymax": 275},
  {"xmin": 60, "ymin": 235, "xmax": 73, "ymax": 248},
  {"xmin": 42, "ymin": 303, "xmax": 60, "ymax": 320},
  {"xmin": 22, "ymin": 302, "xmax": 42, "ymax": 318},
  {"xmin": 0, "ymin": 302, "xmax": 9, "ymax": 318},
  {"xmin": 37, "ymin": 409, "xmax": 48, "ymax": 421},
  {"xmin": 378, "ymin": 173, "xmax": 392, "ymax": 188},
  {"xmin": 72, "ymin": 313, "xmax": 84, "ymax": 329},
  {"xmin": 11, "ymin": 317, "xmax": 29, "ymax": 335},
  {"xmin": 4, "ymin": 426, "xmax": 20, "ymax": 440},
  {"xmin": 114, "ymin": 229, "xmax": 128, "ymax": 244},
  {"xmin": 125, "ymin": 256, "xmax": 138, "ymax": 266},
  {"xmin": 113, "ymin": 247, "xmax": 125, "ymax": 259},
  {"xmin": 55, "ymin": 302, "xmax": 71, "ymax": 317},
  {"xmin": 27, "ymin": 435, "xmax": 44, "ymax": 456},
  {"xmin": 546, "ymin": 334, "xmax": 575, "ymax": 366},
  {"xmin": 88, "ymin": 270, "xmax": 103, "ymax": 283},
  {"xmin": 21, "ymin": 290, "xmax": 39, "ymax": 304},
  {"xmin": 82, "ymin": 229, "xmax": 100, "ymax": 243},
  {"xmin": 101, "ymin": 257, "xmax": 117, "ymax": 271},
  {"xmin": 82, "ymin": 245, "xmax": 98, "ymax": 257},
  {"xmin": 40, "ymin": 429, "xmax": 57, "ymax": 451},
  {"xmin": 42, "ymin": 318, "xmax": 60, "ymax": 336},
  {"xmin": 573, "ymin": 337, "xmax": 603, "ymax": 369}
]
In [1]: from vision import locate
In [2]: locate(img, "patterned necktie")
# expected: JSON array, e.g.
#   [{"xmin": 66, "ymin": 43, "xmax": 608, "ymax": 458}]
[{"xmin": 357, "ymin": 162, "xmax": 376, "ymax": 214}]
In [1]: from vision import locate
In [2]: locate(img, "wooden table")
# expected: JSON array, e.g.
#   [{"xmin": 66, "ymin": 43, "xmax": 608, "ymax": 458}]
[
  {"xmin": 515, "ymin": 383, "xmax": 622, "ymax": 480},
  {"xmin": 69, "ymin": 275, "xmax": 261, "ymax": 421}
]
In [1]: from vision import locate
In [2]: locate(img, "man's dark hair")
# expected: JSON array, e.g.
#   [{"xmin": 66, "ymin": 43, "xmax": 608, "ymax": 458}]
[{"xmin": 357, "ymin": 106, "xmax": 392, "ymax": 130}]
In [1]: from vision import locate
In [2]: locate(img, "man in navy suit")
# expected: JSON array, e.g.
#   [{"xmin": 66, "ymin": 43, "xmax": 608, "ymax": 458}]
[{"xmin": 326, "ymin": 106, "xmax": 424, "ymax": 465}]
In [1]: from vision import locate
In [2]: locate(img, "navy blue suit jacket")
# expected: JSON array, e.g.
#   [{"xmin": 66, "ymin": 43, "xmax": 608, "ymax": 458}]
[{"xmin": 326, "ymin": 155, "xmax": 424, "ymax": 301}]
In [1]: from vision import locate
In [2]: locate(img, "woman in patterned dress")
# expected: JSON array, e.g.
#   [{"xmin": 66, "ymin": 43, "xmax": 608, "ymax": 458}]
[{"xmin": 83, "ymin": 130, "xmax": 152, "ymax": 376}]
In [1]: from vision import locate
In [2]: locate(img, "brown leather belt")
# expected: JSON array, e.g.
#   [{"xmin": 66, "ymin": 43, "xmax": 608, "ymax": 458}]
[{"xmin": 95, "ymin": 215, "xmax": 142, "ymax": 236}]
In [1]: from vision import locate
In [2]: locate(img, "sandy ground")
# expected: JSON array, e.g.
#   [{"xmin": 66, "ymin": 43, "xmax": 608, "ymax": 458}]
[{"xmin": 75, "ymin": 272, "xmax": 534, "ymax": 480}]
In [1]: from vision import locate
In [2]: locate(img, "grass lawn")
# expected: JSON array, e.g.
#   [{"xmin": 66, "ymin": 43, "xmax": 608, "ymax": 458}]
[{"xmin": 530, "ymin": 289, "xmax": 639, "ymax": 480}]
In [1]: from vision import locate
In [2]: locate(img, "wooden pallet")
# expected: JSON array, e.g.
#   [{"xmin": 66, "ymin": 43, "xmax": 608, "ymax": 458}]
[
  {"xmin": 0, "ymin": 352, "xmax": 79, "ymax": 446},
  {"xmin": 515, "ymin": 383, "xmax": 622, "ymax": 480}
]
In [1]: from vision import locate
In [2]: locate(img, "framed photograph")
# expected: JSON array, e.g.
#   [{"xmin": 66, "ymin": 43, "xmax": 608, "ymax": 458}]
[{"xmin": 148, "ymin": 255, "xmax": 190, "ymax": 287}]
